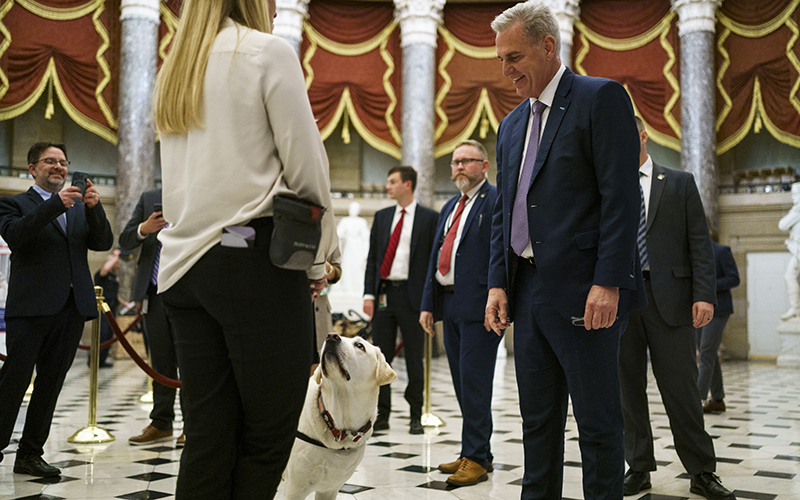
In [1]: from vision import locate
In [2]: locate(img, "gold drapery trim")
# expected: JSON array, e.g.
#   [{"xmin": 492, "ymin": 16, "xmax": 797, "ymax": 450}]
[
  {"xmin": 159, "ymin": 1, "xmax": 178, "ymax": 62},
  {"xmin": 786, "ymin": 16, "xmax": 800, "ymax": 116},
  {"xmin": 16, "ymin": 0, "xmax": 102, "ymax": 20},
  {"xmin": 716, "ymin": 28, "xmax": 733, "ymax": 131},
  {"xmin": 717, "ymin": 0, "xmax": 799, "ymax": 38},
  {"xmin": 302, "ymin": 19, "xmax": 396, "ymax": 57},
  {"xmin": 717, "ymin": 77, "xmax": 800, "ymax": 154},
  {"xmin": 575, "ymin": 12, "xmax": 681, "ymax": 151},
  {"xmin": 625, "ymin": 83, "xmax": 681, "ymax": 151},
  {"xmin": 0, "ymin": 58, "xmax": 117, "ymax": 143},
  {"xmin": 93, "ymin": 1, "xmax": 115, "ymax": 128},
  {"xmin": 0, "ymin": 0, "xmax": 13, "ymax": 102},
  {"xmin": 302, "ymin": 19, "xmax": 401, "ymax": 152},
  {"xmin": 437, "ymin": 25, "xmax": 496, "ymax": 59},
  {"xmin": 434, "ymin": 88, "xmax": 499, "ymax": 158},
  {"xmin": 573, "ymin": 11, "xmax": 675, "ymax": 52},
  {"xmin": 434, "ymin": 29, "xmax": 456, "ymax": 142},
  {"xmin": 318, "ymin": 87, "xmax": 401, "ymax": 159}
]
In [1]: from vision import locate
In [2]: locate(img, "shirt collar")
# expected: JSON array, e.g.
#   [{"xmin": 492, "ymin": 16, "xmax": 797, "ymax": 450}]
[
  {"xmin": 529, "ymin": 64, "xmax": 566, "ymax": 111},
  {"xmin": 639, "ymin": 155, "xmax": 653, "ymax": 178},
  {"xmin": 463, "ymin": 179, "xmax": 486, "ymax": 200},
  {"xmin": 32, "ymin": 184, "xmax": 55, "ymax": 200},
  {"xmin": 397, "ymin": 200, "xmax": 416, "ymax": 215}
]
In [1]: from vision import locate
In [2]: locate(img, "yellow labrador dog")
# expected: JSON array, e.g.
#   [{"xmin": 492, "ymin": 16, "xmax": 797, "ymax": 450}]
[{"xmin": 282, "ymin": 333, "xmax": 396, "ymax": 500}]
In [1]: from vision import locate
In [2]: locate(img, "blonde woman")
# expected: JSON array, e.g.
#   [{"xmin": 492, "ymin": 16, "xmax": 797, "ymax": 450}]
[{"xmin": 153, "ymin": 0, "xmax": 336, "ymax": 497}]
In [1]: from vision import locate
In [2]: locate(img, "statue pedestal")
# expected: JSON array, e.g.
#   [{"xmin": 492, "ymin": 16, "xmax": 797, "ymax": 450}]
[{"xmin": 776, "ymin": 318, "xmax": 800, "ymax": 367}]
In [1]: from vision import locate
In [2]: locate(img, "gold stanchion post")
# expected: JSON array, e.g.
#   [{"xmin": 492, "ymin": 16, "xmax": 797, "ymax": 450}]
[
  {"xmin": 420, "ymin": 333, "xmax": 444, "ymax": 428},
  {"xmin": 68, "ymin": 286, "xmax": 115, "ymax": 443},
  {"xmin": 139, "ymin": 376, "xmax": 154, "ymax": 404}
]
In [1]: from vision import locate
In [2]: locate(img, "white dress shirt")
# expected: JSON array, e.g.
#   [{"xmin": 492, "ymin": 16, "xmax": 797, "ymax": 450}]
[
  {"xmin": 639, "ymin": 155, "xmax": 654, "ymax": 221},
  {"xmin": 517, "ymin": 64, "xmax": 567, "ymax": 258},
  {"xmin": 385, "ymin": 200, "xmax": 416, "ymax": 281},
  {"xmin": 436, "ymin": 180, "xmax": 486, "ymax": 285}
]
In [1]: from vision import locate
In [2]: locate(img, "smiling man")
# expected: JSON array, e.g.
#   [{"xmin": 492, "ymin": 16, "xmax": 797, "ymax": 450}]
[
  {"xmin": 0, "ymin": 142, "xmax": 113, "ymax": 476},
  {"xmin": 486, "ymin": 3, "xmax": 644, "ymax": 499}
]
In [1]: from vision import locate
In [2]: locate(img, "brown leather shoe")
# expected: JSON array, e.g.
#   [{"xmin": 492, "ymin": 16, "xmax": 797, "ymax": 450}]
[
  {"xmin": 446, "ymin": 457, "xmax": 488, "ymax": 486},
  {"xmin": 439, "ymin": 457, "xmax": 494, "ymax": 473},
  {"xmin": 128, "ymin": 425, "xmax": 174, "ymax": 446},
  {"xmin": 703, "ymin": 399, "xmax": 726, "ymax": 413},
  {"xmin": 176, "ymin": 432, "xmax": 185, "ymax": 448}
]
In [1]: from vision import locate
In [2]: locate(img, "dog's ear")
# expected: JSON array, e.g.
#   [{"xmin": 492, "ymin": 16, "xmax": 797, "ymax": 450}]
[
  {"xmin": 313, "ymin": 364, "xmax": 323, "ymax": 385},
  {"xmin": 375, "ymin": 349, "xmax": 397, "ymax": 386}
]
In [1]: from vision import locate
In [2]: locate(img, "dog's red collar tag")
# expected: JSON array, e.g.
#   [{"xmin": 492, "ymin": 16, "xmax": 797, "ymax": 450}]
[{"xmin": 317, "ymin": 390, "xmax": 372, "ymax": 443}]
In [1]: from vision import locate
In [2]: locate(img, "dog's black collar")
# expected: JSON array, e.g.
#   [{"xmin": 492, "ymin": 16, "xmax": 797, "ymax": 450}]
[{"xmin": 295, "ymin": 431, "xmax": 345, "ymax": 451}]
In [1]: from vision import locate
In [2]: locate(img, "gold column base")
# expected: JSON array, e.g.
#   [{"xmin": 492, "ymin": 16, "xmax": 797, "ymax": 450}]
[
  {"xmin": 68, "ymin": 425, "xmax": 115, "ymax": 444},
  {"xmin": 139, "ymin": 390, "xmax": 153, "ymax": 404},
  {"xmin": 421, "ymin": 413, "xmax": 445, "ymax": 427}
]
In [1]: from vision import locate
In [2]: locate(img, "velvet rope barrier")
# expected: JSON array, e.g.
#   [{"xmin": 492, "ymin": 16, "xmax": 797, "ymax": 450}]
[
  {"xmin": 77, "ymin": 313, "xmax": 143, "ymax": 351},
  {"xmin": 103, "ymin": 308, "xmax": 182, "ymax": 389}
]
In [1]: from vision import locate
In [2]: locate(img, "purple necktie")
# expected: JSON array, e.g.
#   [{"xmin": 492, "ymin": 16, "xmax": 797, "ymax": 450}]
[{"xmin": 510, "ymin": 100, "xmax": 546, "ymax": 256}]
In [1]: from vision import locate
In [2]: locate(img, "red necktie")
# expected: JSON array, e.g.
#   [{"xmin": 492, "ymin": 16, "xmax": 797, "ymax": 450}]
[
  {"xmin": 380, "ymin": 208, "xmax": 405, "ymax": 279},
  {"xmin": 438, "ymin": 194, "xmax": 468, "ymax": 276}
]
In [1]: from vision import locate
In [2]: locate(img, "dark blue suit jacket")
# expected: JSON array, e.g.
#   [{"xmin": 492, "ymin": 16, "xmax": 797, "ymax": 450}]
[
  {"xmin": 118, "ymin": 189, "xmax": 162, "ymax": 302},
  {"xmin": 0, "ymin": 187, "xmax": 114, "ymax": 319},
  {"xmin": 489, "ymin": 68, "xmax": 645, "ymax": 320},
  {"xmin": 712, "ymin": 241, "xmax": 739, "ymax": 317},
  {"xmin": 421, "ymin": 181, "xmax": 497, "ymax": 323},
  {"xmin": 364, "ymin": 203, "xmax": 439, "ymax": 312}
]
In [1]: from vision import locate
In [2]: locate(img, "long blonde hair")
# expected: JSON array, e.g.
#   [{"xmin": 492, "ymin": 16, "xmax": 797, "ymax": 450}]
[{"xmin": 154, "ymin": 0, "xmax": 272, "ymax": 135}]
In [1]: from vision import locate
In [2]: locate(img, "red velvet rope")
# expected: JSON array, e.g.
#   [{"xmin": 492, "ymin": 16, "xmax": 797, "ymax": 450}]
[
  {"xmin": 76, "ymin": 313, "xmax": 143, "ymax": 351},
  {"xmin": 104, "ymin": 309, "xmax": 182, "ymax": 389}
]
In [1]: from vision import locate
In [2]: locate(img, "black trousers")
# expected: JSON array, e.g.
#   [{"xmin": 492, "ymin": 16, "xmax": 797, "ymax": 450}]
[
  {"xmin": 372, "ymin": 282, "xmax": 424, "ymax": 420},
  {"xmin": 161, "ymin": 218, "xmax": 312, "ymax": 500},
  {"xmin": 0, "ymin": 290, "xmax": 85, "ymax": 458},
  {"xmin": 143, "ymin": 286, "xmax": 183, "ymax": 431}
]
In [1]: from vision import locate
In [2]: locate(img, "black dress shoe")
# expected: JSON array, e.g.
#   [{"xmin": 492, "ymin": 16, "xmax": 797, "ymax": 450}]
[
  {"xmin": 690, "ymin": 472, "xmax": 735, "ymax": 500},
  {"xmin": 14, "ymin": 455, "xmax": 61, "ymax": 477},
  {"xmin": 373, "ymin": 417, "xmax": 389, "ymax": 431},
  {"xmin": 623, "ymin": 470, "xmax": 651, "ymax": 496},
  {"xmin": 409, "ymin": 418, "xmax": 423, "ymax": 435}
]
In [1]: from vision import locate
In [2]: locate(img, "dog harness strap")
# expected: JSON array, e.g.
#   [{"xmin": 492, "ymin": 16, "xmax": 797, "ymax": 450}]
[
  {"xmin": 317, "ymin": 390, "xmax": 373, "ymax": 443},
  {"xmin": 295, "ymin": 431, "xmax": 326, "ymax": 449}
]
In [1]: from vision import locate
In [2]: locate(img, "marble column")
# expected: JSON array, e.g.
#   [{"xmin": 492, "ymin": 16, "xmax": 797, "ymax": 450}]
[
  {"xmin": 274, "ymin": 0, "xmax": 310, "ymax": 56},
  {"xmin": 546, "ymin": 0, "xmax": 580, "ymax": 68},
  {"xmin": 394, "ymin": 0, "xmax": 444, "ymax": 209},
  {"xmin": 672, "ymin": 0, "xmax": 721, "ymax": 231},
  {"xmin": 117, "ymin": 0, "xmax": 159, "ymax": 289}
]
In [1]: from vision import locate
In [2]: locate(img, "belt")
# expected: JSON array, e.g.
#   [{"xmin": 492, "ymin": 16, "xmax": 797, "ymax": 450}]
[
  {"xmin": 441, "ymin": 285, "xmax": 454, "ymax": 293},
  {"xmin": 642, "ymin": 270, "xmax": 650, "ymax": 280},
  {"xmin": 380, "ymin": 279, "xmax": 407, "ymax": 287}
]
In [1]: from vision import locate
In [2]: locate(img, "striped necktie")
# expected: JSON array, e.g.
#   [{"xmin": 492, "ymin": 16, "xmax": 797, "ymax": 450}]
[{"xmin": 638, "ymin": 176, "xmax": 649, "ymax": 271}]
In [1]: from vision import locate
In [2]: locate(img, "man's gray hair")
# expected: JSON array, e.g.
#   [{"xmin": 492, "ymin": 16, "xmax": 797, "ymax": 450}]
[
  {"xmin": 491, "ymin": 1, "xmax": 561, "ymax": 56},
  {"xmin": 454, "ymin": 140, "xmax": 488, "ymax": 161}
]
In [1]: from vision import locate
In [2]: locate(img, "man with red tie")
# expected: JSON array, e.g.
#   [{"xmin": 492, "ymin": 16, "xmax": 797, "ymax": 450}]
[
  {"xmin": 363, "ymin": 166, "xmax": 438, "ymax": 434},
  {"xmin": 420, "ymin": 140, "xmax": 499, "ymax": 486}
]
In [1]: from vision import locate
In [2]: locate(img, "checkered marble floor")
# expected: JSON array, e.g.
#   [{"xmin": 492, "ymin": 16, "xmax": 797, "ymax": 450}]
[{"xmin": 1, "ymin": 351, "xmax": 799, "ymax": 499}]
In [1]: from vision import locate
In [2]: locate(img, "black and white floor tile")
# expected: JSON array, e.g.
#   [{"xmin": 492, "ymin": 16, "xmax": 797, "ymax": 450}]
[{"xmin": 1, "ymin": 352, "xmax": 799, "ymax": 499}]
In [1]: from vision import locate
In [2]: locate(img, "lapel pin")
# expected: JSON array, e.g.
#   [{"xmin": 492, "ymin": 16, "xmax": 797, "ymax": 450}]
[
  {"xmin": 657, "ymin": 174, "xmax": 665, "ymax": 180},
  {"xmin": 559, "ymin": 106, "xmax": 565, "ymax": 110},
  {"xmin": 481, "ymin": 193, "xmax": 486, "ymax": 198}
]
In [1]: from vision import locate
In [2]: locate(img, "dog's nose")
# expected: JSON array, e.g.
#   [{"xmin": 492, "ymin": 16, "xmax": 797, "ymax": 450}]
[{"xmin": 326, "ymin": 333, "xmax": 341, "ymax": 343}]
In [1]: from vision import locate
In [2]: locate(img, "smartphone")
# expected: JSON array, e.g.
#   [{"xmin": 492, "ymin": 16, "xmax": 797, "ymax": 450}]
[
  {"xmin": 71, "ymin": 171, "xmax": 89, "ymax": 196},
  {"xmin": 154, "ymin": 203, "xmax": 163, "ymax": 217}
]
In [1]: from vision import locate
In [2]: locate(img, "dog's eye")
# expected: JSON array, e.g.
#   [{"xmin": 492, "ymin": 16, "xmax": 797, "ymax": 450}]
[{"xmin": 355, "ymin": 342, "xmax": 365, "ymax": 351}]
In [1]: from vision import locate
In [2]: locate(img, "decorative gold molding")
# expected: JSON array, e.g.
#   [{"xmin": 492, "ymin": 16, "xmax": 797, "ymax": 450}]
[
  {"xmin": 93, "ymin": 1, "xmax": 116, "ymax": 129},
  {"xmin": 16, "ymin": 0, "xmax": 102, "ymax": 20},
  {"xmin": 0, "ymin": 0, "xmax": 13, "ymax": 102},
  {"xmin": 659, "ymin": 27, "xmax": 680, "ymax": 139},
  {"xmin": 717, "ymin": 0, "xmax": 799, "ymax": 38},
  {"xmin": 574, "ymin": 11, "xmax": 675, "ymax": 52},
  {"xmin": 437, "ymin": 24, "xmax": 495, "ymax": 59},
  {"xmin": 159, "ymin": 1, "xmax": 178, "ymax": 62},
  {"xmin": 302, "ymin": 19, "xmax": 396, "ymax": 57},
  {"xmin": 434, "ymin": 87, "xmax": 498, "ymax": 158},
  {"xmin": 716, "ymin": 28, "xmax": 732, "ymax": 131},
  {"xmin": 786, "ymin": 16, "xmax": 800, "ymax": 117},
  {"xmin": 434, "ymin": 28, "xmax": 456, "ymax": 141}
]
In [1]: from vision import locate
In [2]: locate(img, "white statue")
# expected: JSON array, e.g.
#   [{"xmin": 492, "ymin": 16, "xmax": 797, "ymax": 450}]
[
  {"xmin": 331, "ymin": 202, "xmax": 370, "ymax": 299},
  {"xmin": 779, "ymin": 182, "xmax": 800, "ymax": 320}
]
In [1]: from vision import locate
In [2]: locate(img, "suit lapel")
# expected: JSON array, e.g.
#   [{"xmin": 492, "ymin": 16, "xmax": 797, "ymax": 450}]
[
  {"xmin": 529, "ymin": 70, "xmax": 573, "ymax": 187},
  {"xmin": 27, "ymin": 188, "xmax": 67, "ymax": 237},
  {"xmin": 505, "ymin": 101, "xmax": 530, "ymax": 203},
  {"xmin": 437, "ymin": 196, "xmax": 458, "ymax": 249},
  {"xmin": 460, "ymin": 182, "xmax": 490, "ymax": 241},
  {"xmin": 409, "ymin": 207, "xmax": 422, "ymax": 262},
  {"xmin": 647, "ymin": 163, "xmax": 667, "ymax": 231}
]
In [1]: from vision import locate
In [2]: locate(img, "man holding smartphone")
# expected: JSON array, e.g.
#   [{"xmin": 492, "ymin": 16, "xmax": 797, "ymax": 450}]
[
  {"xmin": 0, "ymin": 142, "xmax": 113, "ymax": 475},
  {"xmin": 119, "ymin": 189, "xmax": 184, "ymax": 447}
]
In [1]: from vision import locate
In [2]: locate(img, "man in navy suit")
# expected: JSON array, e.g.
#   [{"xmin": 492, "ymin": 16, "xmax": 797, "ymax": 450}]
[
  {"xmin": 420, "ymin": 140, "xmax": 499, "ymax": 487},
  {"xmin": 486, "ymin": 3, "xmax": 644, "ymax": 499},
  {"xmin": 364, "ymin": 166, "xmax": 438, "ymax": 434},
  {"xmin": 0, "ymin": 142, "xmax": 113, "ymax": 476},
  {"xmin": 620, "ymin": 117, "xmax": 735, "ymax": 500}
]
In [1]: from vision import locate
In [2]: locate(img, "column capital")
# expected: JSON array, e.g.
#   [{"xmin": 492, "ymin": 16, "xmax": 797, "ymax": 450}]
[
  {"xmin": 544, "ymin": 0, "xmax": 580, "ymax": 61},
  {"xmin": 394, "ymin": 0, "xmax": 445, "ymax": 49},
  {"xmin": 120, "ymin": 0, "xmax": 160, "ymax": 24},
  {"xmin": 671, "ymin": 0, "xmax": 721, "ymax": 36},
  {"xmin": 273, "ymin": 0, "xmax": 310, "ymax": 46}
]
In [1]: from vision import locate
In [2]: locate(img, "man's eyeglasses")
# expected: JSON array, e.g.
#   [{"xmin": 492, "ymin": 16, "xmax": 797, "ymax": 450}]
[
  {"xmin": 37, "ymin": 158, "xmax": 70, "ymax": 167},
  {"xmin": 450, "ymin": 158, "xmax": 484, "ymax": 167}
]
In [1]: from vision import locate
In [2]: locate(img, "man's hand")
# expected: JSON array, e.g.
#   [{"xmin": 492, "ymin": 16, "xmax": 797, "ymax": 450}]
[
  {"xmin": 58, "ymin": 185, "xmax": 82, "ymax": 208},
  {"xmin": 419, "ymin": 311, "xmax": 435, "ymax": 337},
  {"xmin": 83, "ymin": 179, "xmax": 100, "ymax": 209},
  {"xmin": 583, "ymin": 285, "xmax": 619, "ymax": 330},
  {"xmin": 363, "ymin": 299, "xmax": 375, "ymax": 318},
  {"xmin": 309, "ymin": 277, "xmax": 327, "ymax": 301},
  {"xmin": 140, "ymin": 210, "xmax": 168, "ymax": 235},
  {"xmin": 485, "ymin": 287, "xmax": 510, "ymax": 336},
  {"xmin": 693, "ymin": 301, "xmax": 714, "ymax": 328}
]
